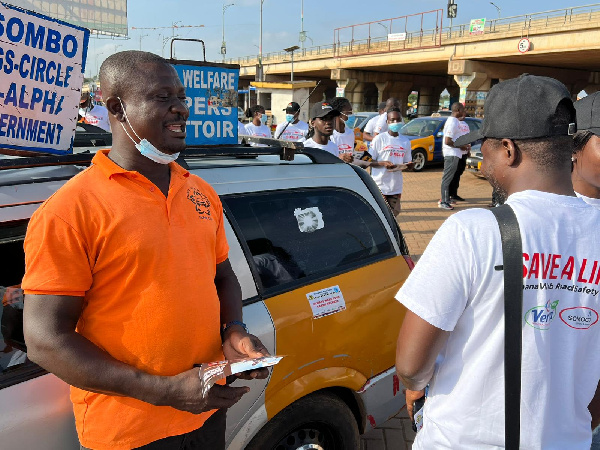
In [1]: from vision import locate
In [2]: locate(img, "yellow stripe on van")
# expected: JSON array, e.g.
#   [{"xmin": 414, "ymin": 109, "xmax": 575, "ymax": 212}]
[{"xmin": 263, "ymin": 255, "xmax": 409, "ymax": 419}]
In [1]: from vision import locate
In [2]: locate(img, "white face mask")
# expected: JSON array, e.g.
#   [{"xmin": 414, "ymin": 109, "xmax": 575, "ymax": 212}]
[{"xmin": 117, "ymin": 98, "xmax": 180, "ymax": 164}]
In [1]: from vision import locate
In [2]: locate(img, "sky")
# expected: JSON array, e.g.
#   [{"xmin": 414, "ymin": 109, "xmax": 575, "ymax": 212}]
[{"xmin": 84, "ymin": 0, "xmax": 593, "ymax": 78}]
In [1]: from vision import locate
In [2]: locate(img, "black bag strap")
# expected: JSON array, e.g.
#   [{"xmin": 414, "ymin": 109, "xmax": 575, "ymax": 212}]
[{"xmin": 490, "ymin": 204, "xmax": 523, "ymax": 450}]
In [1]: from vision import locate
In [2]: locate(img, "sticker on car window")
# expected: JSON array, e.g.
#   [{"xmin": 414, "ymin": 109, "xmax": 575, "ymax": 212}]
[
  {"xmin": 306, "ymin": 285, "xmax": 346, "ymax": 319},
  {"xmin": 294, "ymin": 207, "xmax": 324, "ymax": 233}
]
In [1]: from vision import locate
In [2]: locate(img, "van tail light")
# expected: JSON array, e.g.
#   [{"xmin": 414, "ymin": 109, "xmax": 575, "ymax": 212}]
[{"xmin": 403, "ymin": 255, "xmax": 416, "ymax": 270}]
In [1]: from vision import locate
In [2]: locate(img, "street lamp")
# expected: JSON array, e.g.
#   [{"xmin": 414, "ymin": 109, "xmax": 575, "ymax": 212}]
[
  {"xmin": 114, "ymin": 44, "xmax": 122, "ymax": 54},
  {"xmin": 283, "ymin": 45, "xmax": 300, "ymax": 82},
  {"xmin": 377, "ymin": 22, "xmax": 389, "ymax": 37},
  {"xmin": 490, "ymin": 2, "xmax": 501, "ymax": 19},
  {"xmin": 95, "ymin": 52, "xmax": 104, "ymax": 80},
  {"xmin": 221, "ymin": 3, "xmax": 234, "ymax": 62},
  {"xmin": 138, "ymin": 33, "xmax": 148, "ymax": 51},
  {"xmin": 259, "ymin": 0, "xmax": 265, "ymax": 81}
]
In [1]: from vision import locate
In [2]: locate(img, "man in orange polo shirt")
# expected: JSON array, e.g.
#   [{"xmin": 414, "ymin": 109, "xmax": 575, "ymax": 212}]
[{"xmin": 21, "ymin": 51, "xmax": 269, "ymax": 450}]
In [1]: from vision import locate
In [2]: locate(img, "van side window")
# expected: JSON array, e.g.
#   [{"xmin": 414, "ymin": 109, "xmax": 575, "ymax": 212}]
[
  {"xmin": 224, "ymin": 188, "xmax": 394, "ymax": 294},
  {"xmin": 0, "ymin": 222, "xmax": 40, "ymax": 387}
]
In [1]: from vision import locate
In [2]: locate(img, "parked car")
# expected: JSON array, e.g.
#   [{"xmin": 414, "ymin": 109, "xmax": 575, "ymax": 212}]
[
  {"xmin": 73, "ymin": 122, "xmax": 112, "ymax": 147},
  {"xmin": 466, "ymin": 145, "xmax": 486, "ymax": 178},
  {"xmin": 0, "ymin": 144, "xmax": 414, "ymax": 449},
  {"xmin": 399, "ymin": 116, "xmax": 482, "ymax": 171}
]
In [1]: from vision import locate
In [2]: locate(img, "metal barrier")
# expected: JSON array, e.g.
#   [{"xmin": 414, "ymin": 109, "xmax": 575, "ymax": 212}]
[{"xmin": 226, "ymin": 3, "xmax": 600, "ymax": 66}]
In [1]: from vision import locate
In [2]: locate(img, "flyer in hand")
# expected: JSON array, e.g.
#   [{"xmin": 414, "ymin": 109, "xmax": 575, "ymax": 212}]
[{"xmin": 197, "ymin": 356, "xmax": 283, "ymax": 397}]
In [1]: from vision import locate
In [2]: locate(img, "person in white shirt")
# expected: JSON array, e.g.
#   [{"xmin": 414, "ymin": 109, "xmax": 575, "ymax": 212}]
[
  {"xmin": 439, "ymin": 103, "xmax": 471, "ymax": 210},
  {"xmin": 244, "ymin": 105, "xmax": 271, "ymax": 147},
  {"xmin": 329, "ymin": 97, "xmax": 355, "ymax": 163},
  {"xmin": 303, "ymin": 102, "xmax": 340, "ymax": 157},
  {"xmin": 79, "ymin": 93, "xmax": 111, "ymax": 132},
  {"xmin": 573, "ymin": 92, "xmax": 600, "ymax": 210},
  {"xmin": 363, "ymin": 102, "xmax": 387, "ymax": 145},
  {"xmin": 395, "ymin": 74, "xmax": 600, "ymax": 450},
  {"xmin": 368, "ymin": 107, "xmax": 413, "ymax": 217},
  {"xmin": 237, "ymin": 119, "xmax": 247, "ymax": 144},
  {"xmin": 274, "ymin": 102, "xmax": 308, "ymax": 142},
  {"xmin": 373, "ymin": 97, "xmax": 401, "ymax": 138}
]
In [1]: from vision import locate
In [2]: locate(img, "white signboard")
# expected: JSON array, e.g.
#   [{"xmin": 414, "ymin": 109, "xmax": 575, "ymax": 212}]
[
  {"xmin": 306, "ymin": 285, "xmax": 347, "ymax": 319},
  {"xmin": 0, "ymin": 2, "xmax": 89, "ymax": 155},
  {"xmin": 387, "ymin": 32, "xmax": 407, "ymax": 42}
]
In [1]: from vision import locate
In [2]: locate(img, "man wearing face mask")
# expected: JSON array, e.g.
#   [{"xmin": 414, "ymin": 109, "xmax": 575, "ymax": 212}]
[
  {"xmin": 21, "ymin": 51, "xmax": 270, "ymax": 450},
  {"xmin": 275, "ymin": 102, "xmax": 308, "ymax": 141},
  {"xmin": 368, "ymin": 107, "xmax": 414, "ymax": 217}
]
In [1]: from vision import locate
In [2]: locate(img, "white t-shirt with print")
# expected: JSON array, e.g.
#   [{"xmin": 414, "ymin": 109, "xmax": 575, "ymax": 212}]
[
  {"xmin": 303, "ymin": 137, "xmax": 339, "ymax": 157},
  {"xmin": 374, "ymin": 112, "xmax": 388, "ymax": 135},
  {"xmin": 364, "ymin": 114, "xmax": 383, "ymax": 135},
  {"xmin": 576, "ymin": 191, "xmax": 600, "ymax": 209},
  {"xmin": 331, "ymin": 127, "xmax": 355, "ymax": 158},
  {"xmin": 368, "ymin": 132, "xmax": 412, "ymax": 195},
  {"xmin": 244, "ymin": 122, "xmax": 271, "ymax": 147},
  {"xmin": 442, "ymin": 116, "xmax": 470, "ymax": 158},
  {"xmin": 79, "ymin": 105, "xmax": 111, "ymax": 132},
  {"xmin": 396, "ymin": 191, "xmax": 600, "ymax": 450},
  {"xmin": 274, "ymin": 120, "xmax": 308, "ymax": 142}
]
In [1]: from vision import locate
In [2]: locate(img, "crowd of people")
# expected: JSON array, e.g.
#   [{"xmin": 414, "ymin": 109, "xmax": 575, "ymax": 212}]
[{"xmin": 11, "ymin": 49, "xmax": 600, "ymax": 449}]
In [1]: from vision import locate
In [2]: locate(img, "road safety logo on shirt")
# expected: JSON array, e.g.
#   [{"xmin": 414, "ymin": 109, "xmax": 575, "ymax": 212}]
[
  {"xmin": 382, "ymin": 145, "xmax": 406, "ymax": 158},
  {"xmin": 338, "ymin": 144, "xmax": 353, "ymax": 155},
  {"xmin": 186, "ymin": 188, "xmax": 213, "ymax": 220}
]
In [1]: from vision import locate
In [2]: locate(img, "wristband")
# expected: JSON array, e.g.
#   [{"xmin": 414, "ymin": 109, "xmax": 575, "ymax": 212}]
[{"xmin": 222, "ymin": 320, "xmax": 248, "ymax": 338}]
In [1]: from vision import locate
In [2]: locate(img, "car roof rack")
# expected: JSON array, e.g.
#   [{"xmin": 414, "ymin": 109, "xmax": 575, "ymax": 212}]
[{"xmin": 0, "ymin": 138, "xmax": 343, "ymax": 171}]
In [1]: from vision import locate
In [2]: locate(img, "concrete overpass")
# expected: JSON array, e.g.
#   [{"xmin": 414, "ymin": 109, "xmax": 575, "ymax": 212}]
[{"xmin": 227, "ymin": 4, "xmax": 600, "ymax": 116}]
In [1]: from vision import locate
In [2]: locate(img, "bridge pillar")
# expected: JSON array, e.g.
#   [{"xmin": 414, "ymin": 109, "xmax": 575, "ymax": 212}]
[
  {"xmin": 375, "ymin": 82, "xmax": 392, "ymax": 104},
  {"xmin": 336, "ymin": 79, "xmax": 366, "ymax": 111}
]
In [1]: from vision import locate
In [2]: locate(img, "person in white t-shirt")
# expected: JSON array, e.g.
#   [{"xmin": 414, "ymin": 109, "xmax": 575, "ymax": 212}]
[
  {"xmin": 573, "ymin": 92, "xmax": 600, "ymax": 210},
  {"xmin": 329, "ymin": 97, "xmax": 355, "ymax": 163},
  {"xmin": 79, "ymin": 93, "xmax": 111, "ymax": 132},
  {"xmin": 439, "ymin": 102, "xmax": 470, "ymax": 210},
  {"xmin": 573, "ymin": 91, "xmax": 600, "ymax": 450},
  {"xmin": 274, "ymin": 102, "xmax": 308, "ymax": 142},
  {"xmin": 244, "ymin": 105, "xmax": 271, "ymax": 147},
  {"xmin": 368, "ymin": 108, "xmax": 413, "ymax": 216},
  {"xmin": 303, "ymin": 102, "xmax": 340, "ymax": 157},
  {"xmin": 237, "ymin": 119, "xmax": 247, "ymax": 144},
  {"xmin": 373, "ymin": 97, "xmax": 401, "ymax": 138},
  {"xmin": 395, "ymin": 74, "xmax": 600, "ymax": 450},
  {"xmin": 363, "ymin": 102, "xmax": 387, "ymax": 145}
]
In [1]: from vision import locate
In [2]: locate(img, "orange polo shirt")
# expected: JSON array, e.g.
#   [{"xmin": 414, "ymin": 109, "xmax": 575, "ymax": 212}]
[{"xmin": 22, "ymin": 150, "xmax": 229, "ymax": 449}]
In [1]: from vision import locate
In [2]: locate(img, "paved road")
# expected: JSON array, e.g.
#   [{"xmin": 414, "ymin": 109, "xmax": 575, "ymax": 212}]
[{"xmin": 360, "ymin": 166, "xmax": 493, "ymax": 449}]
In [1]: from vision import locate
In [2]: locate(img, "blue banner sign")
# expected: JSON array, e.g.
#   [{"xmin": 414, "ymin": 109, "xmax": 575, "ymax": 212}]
[
  {"xmin": 0, "ymin": 2, "xmax": 89, "ymax": 155},
  {"xmin": 173, "ymin": 63, "xmax": 239, "ymax": 146}
]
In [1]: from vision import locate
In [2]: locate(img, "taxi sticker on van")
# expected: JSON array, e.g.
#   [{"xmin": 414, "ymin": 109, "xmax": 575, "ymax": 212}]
[
  {"xmin": 306, "ymin": 285, "xmax": 346, "ymax": 319},
  {"xmin": 294, "ymin": 207, "xmax": 324, "ymax": 233}
]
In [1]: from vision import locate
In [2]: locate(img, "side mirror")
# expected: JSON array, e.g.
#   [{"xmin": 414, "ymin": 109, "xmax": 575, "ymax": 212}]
[{"xmin": 436, "ymin": 131, "xmax": 443, "ymax": 138}]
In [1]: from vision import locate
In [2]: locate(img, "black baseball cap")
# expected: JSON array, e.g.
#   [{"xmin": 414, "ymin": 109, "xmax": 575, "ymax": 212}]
[
  {"xmin": 574, "ymin": 92, "xmax": 600, "ymax": 136},
  {"xmin": 310, "ymin": 102, "xmax": 340, "ymax": 119},
  {"xmin": 455, "ymin": 74, "xmax": 576, "ymax": 147},
  {"xmin": 284, "ymin": 102, "xmax": 301, "ymax": 113}
]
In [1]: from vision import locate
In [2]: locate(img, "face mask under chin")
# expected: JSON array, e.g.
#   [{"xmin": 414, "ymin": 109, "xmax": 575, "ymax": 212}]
[{"xmin": 118, "ymin": 97, "xmax": 180, "ymax": 164}]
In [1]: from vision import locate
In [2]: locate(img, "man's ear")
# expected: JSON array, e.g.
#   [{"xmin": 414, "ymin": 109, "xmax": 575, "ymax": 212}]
[
  {"xmin": 105, "ymin": 96, "xmax": 125, "ymax": 122},
  {"xmin": 500, "ymin": 138, "xmax": 521, "ymax": 167}
]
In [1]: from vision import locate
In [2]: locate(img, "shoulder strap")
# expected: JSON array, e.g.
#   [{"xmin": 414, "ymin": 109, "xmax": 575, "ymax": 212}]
[{"xmin": 490, "ymin": 204, "xmax": 523, "ymax": 450}]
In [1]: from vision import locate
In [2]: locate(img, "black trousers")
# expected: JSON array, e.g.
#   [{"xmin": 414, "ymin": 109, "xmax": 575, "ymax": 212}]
[
  {"xmin": 449, "ymin": 153, "xmax": 468, "ymax": 198},
  {"xmin": 80, "ymin": 409, "xmax": 226, "ymax": 450}
]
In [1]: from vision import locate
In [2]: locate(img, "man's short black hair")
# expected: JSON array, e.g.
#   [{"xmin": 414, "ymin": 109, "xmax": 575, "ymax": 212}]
[
  {"xmin": 99, "ymin": 51, "xmax": 170, "ymax": 100},
  {"xmin": 387, "ymin": 107, "xmax": 402, "ymax": 114},
  {"xmin": 328, "ymin": 97, "xmax": 351, "ymax": 112},
  {"xmin": 451, "ymin": 102, "xmax": 464, "ymax": 112},
  {"xmin": 513, "ymin": 100, "xmax": 575, "ymax": 172}
]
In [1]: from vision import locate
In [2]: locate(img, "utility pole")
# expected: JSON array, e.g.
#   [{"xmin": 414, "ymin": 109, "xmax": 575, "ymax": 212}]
[
  {"xmin": 139, "ymin": 33, "xmax": 148, "ymax": 51},
  {"xmin": 300, "ymin": 0, "xmax": 305, "ymax": 50},
  {"xmin": 284, "ymin": 45, "xmax": 300, "ymax": 82},
  {"xmin": 259, "ymin": 0, "xmax": 264, "ymax": 81}
]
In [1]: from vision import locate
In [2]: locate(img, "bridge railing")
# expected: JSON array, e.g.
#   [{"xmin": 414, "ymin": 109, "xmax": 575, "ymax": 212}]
[{"xmin": 226, "ymin": 3, "xmax": 600, "ymax": 67}]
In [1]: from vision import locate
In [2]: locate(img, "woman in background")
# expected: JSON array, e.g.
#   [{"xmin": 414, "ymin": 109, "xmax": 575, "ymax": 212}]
[{"xmin": 244, "ymin": 105, "xmax": 271, "ymax": 146}]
